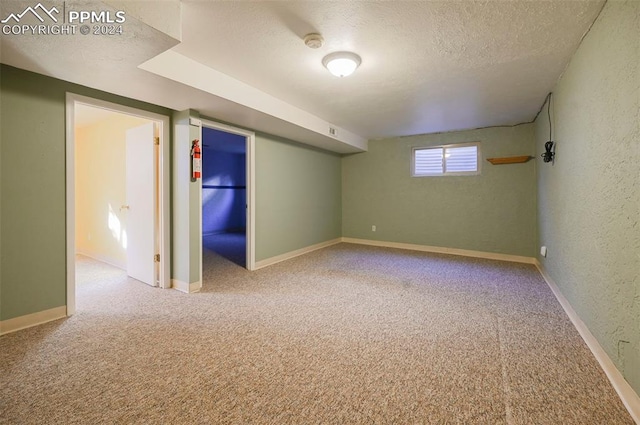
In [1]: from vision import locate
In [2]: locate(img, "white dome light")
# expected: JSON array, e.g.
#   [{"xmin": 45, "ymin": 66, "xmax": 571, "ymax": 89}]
[{"xmin": 322, "ymin": 52, "xmax": 362, "ymax": 78}]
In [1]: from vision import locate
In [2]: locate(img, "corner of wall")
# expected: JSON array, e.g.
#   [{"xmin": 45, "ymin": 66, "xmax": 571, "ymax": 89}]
[
  {"xmin": 533, "ymin": 0, "xmax": 640, "ymax": 399},
  {"xmin": 171, "ymin": 109, "xmax": 202, "ymax": 284}
]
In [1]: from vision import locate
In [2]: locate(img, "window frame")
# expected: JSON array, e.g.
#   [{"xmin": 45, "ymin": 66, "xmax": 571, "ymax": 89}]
[{"xmin": 411, "ymin": 141, "xmax": 481, "ymax": 177}]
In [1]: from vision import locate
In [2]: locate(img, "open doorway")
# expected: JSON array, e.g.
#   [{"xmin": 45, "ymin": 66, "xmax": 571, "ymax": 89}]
[
  {"xmin": 200, "ymin": 120, "xmax": 255, "ymax": 273},
  {"xmin": 74, "ymin": 105, "xmax": 154, "ymax": 270},
  {"xmin": 66, "ymin": 94, "xmax": 171, "ymax": 315},
  {"xmin": 202, "ymin": 128, "xmax": 246, "ymax": 267}
]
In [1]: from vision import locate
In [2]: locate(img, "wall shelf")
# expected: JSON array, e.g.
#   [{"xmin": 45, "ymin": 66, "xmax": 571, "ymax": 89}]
[{"xmin": 486, "ymin": 155, "xmax": 533, "ymax": 165}]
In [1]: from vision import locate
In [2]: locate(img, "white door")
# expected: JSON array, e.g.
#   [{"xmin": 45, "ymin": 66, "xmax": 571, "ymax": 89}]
[{"xmin": 125, "ymin": 122, "xmax": 157, "ymax": 286}]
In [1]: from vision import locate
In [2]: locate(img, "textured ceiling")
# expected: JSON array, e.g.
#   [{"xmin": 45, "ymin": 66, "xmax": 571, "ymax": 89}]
[
  {"xmin": 0, "ymin": 0, "xmax": 605, "ymax": 150},
  {"xmin": 0, "ymin": 0, "xmax": 179, "ymax": 103},
  {"xmin": 175, "ymin": 1, "xmax": 605, "ymax": 138}
]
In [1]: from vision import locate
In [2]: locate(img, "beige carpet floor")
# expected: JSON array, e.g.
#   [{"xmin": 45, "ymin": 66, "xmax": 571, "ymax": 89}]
[{"xmin": 0, "ymin": 243, "xmax": 634, "ymax": 424}]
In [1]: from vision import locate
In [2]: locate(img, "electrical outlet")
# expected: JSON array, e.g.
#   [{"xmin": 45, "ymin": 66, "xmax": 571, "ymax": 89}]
[
  {"xmin": 372, "ymin": 225, "xmax": 376, "ymax": 232},
  {"xmin": 540, "ymin": 246, "xmax": 547, "ymax": 257}
]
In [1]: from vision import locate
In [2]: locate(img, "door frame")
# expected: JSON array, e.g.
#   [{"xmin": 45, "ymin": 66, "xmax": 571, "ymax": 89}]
[
  {"xmin": 199, "ymin": 119, "xmax": 256, "ymax": 271},
  {"xmin": 65, "ymin": 93, "xmax": 171, "ymax": 315}
]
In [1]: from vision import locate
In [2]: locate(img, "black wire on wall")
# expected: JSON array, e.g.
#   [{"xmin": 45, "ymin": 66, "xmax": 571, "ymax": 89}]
[{"xmin": 542, "ymin": 93, "xmax": 555, "ymax": 163}]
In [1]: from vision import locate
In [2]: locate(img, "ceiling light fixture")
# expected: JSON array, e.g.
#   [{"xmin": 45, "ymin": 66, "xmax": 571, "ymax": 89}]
[{"xmin": 322, "ymin": 52, "xmax": 361, "ymax": 78}]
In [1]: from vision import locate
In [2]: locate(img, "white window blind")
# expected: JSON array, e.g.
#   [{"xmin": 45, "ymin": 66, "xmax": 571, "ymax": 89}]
[
  {"xmin": 413, "ymin": 143, "xmax": 479, "ymax": 176},
  {"xmin": 414, "ymin": 148, "xmax": 444, "ymax": 175}
]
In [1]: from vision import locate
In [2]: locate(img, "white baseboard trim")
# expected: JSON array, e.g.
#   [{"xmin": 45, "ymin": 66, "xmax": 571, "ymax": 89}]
[
  {"xmin": 341, "ymin": 238, "xmax": 536, "ymax": 264},
  {"xmin": 0, "ymin": 306, "xmax": 67, "ymax": 336},
  {"xmin": 171, "ymin": 279, "xmax": 202, "ymax": 294},
  {"xmin": 535, "ymin": 261, "xmax": 640, "ymax": 424},
  {"xmin": 254, "ymin": 238, "xmax": 342, "ymax": 270},
  {"xmin": 76, "ymin": 250, "xmax": 126, "ymax": 270}
]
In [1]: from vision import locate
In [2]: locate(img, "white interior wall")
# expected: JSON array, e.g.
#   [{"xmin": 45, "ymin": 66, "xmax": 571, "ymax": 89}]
[{"xmin": 75, "ymin": 112, "xmax": 151, "ymax": 269}]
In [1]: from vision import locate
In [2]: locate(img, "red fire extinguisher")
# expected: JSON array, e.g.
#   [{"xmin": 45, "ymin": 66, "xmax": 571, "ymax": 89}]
[{"xmin": 191, "ymin": 139, "xmax": 201, "ymax": 180}]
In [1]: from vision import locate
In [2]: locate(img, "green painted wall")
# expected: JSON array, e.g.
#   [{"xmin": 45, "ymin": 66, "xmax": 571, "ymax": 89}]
[
  {"xmin": 255, "ymin": 134, "xmax": 342, "ymax": 262},
  {"xmin": 171, "ymin": 109, "xmax": 203, "ymax": 285},
  {"xmin": 535, "ymin": 0, "xmax": 640, "ymax": 393},
  {"xmin": 0, "ymin": 65, "xmax": 172, "ymax": 321},
  {"xmin": 188, "ymin": 115, "xmax": 202, "ymax": 283},
  {"xmin": 342, "ymin": 125, "xmax": 536, "ymax": 257},
  {"xmin": 0, "ymin": 63, "xmax": 345, "ymax": 320},
  {"xmin": 171, "ymin": 109, "xmax": 202, "ymax": 284}
]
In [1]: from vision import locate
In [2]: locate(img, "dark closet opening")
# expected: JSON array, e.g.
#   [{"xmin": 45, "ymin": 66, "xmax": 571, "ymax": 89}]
[{"xmin": 202, "ymin": 127, "xmax": 247, "ymax": 267}]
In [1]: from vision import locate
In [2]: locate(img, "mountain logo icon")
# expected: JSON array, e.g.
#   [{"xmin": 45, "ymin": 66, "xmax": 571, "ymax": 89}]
[{"xmin": 1, "ymin": 3, "xmax": 59, "ymax": 24}]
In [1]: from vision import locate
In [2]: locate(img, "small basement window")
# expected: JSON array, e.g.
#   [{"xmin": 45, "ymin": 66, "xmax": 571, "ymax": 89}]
[{"xmin": 412, "ymin": 142, "xmax": 480, "ymax": 176}]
